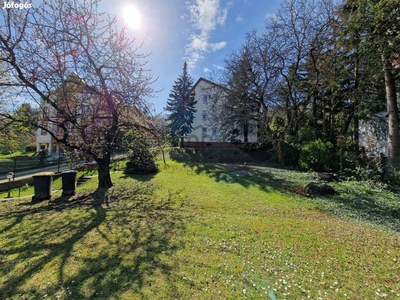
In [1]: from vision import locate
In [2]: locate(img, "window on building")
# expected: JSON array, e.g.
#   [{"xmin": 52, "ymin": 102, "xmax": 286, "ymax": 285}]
[
  {"xmin": 202, "ymin": 110, "xmax": 207, "ymax": 120},
  {"xmin": 41, "ymin": 107, "xmax": 50, "ymax": 135},
  {"xmin": 202, "ymin": 128, "xmax": 207, "ymax": 136},
  {"xmin": 248, "ymin": 124, "xmax": 254, "ymax": 134},
  {"xmin": 212, "ymin": 128, "xmax": 217, "ymax": 137},
  {"xmin": 203, "ymin": 95, "xmax": 208, "ymax": 104}
]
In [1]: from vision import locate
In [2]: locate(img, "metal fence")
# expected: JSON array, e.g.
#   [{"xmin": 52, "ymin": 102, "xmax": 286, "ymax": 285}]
[{"xmin": 0, "ymin": 154, "xmax": 68, "ymax": 176}]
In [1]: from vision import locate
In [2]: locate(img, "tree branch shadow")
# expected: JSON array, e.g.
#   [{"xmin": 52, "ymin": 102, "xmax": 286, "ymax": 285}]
[
  {"xmin": 169, "ymin": 148, "xmax": 308, "ymax": 193},
  {"xmin": 0, "ymin": 185, "xmax": 187, "ymax": 298},
  {"xmin": 169, "ymin": 148, "xmax": 400, "ymax": 232},
  {"xmin": 314, "ymin": 187, "xmax": 400, "ymax": 232}
]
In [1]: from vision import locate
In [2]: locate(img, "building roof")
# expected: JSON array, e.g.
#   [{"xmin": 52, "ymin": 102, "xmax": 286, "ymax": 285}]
[{"xmin": 191, "ymin": 77, "xmax": 229, "ymax": 93}]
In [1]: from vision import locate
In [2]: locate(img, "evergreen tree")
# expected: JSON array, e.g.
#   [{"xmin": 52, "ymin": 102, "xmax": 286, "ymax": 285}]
[{"xmin": 165, "ymin": 62, "xmax": 197, "ymax": 147}]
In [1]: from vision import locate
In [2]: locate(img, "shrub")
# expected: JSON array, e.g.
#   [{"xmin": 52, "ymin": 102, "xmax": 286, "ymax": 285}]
[
  {"xmin": 25, "ymin": 143, "xmax": 37, "ymax": 152},
  {"xmin": 299, "ymin": 139, "xmax": 335, "ymax": 171},
  {"xmin": 306, "ymin": 182, "xmax": 336, "ymax": 196},
  {"xmin": 388, "ymin": 158, "xmax": 400, "ymax": 185},
  {"xmin": 269, "ymin": 142, "xmax": 301, "ymax": 166},
  {"xmin": 124, "ymin": 130, "xmax": 158, "ymax": 175},
  {"xmin": 283, "ymin": 142, "xmax": 301, "ymax": 166}
]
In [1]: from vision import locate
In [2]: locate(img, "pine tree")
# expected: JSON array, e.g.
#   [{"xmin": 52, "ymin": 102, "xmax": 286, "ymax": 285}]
[{"xmin": 165, "ymin": 62, "xmax": 197, "ymax": 147}]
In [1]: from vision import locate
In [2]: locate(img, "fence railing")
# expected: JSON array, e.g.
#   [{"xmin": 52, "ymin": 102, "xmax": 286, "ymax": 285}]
[{"xmin": 0, "ymin": 155, "xmax": 68, "ymax": 176}]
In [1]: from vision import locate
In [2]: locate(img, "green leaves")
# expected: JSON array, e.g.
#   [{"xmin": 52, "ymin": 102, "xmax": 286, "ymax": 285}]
[
  {"xmin": 165, "ymin": 62, "xmax": 197, "ymax": 138},
  {"xmin": 299, "ymin": 139, "xmax": 335, "ymax": 171}
]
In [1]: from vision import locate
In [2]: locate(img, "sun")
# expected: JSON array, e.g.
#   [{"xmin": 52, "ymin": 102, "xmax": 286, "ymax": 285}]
[{"xmin": 123, "ymin": 5, "xmax": 142, "ymax": 29}]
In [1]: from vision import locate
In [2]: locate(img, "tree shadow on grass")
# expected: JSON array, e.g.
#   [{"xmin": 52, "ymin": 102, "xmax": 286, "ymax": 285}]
[
  {"xmin": 169, "ymin": 148, "xmax": 400, "ymax": 232},
  {"xmin": 314, "ymin": 188, "xmax": 400, "ymax": 232},
  {"xmin": 170, "ymin": 148, "xmax": 310, "ymax": 194},
  {"xmin": 118, "ymin": 171, "xmax": 157, "ymax": 182},
  {"xmin": 184, "ymin": 158, "xmax": 400, "ymax": 232},
  {"xmin": 0, "ymin": 185, "xmax": 187, "ymax": 298}
]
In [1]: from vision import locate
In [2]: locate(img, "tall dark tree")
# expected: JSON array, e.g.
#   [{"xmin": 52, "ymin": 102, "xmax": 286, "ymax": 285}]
[
  {"xmin": 340, "ymin": 0, "xmax": 400, "ymax": 169},
  {"xmin": 207, "ymin": 48, "xmax": 253, "ymax": 143},
  {"xmin": 219, "ymin": 0, "xmax": 337, "ymax": 165},
  {"xmin": 165, "ymin": 62, "xmax": 197, "ymax": 147}
]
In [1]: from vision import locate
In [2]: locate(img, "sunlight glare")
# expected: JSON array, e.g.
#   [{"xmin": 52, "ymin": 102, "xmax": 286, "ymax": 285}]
[{"xmin": 123, "ymin": 5, "xmax": 142, "ymax": 29}]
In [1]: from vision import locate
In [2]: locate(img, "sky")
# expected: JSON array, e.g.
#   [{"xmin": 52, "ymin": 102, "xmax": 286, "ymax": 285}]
[
  {"xmin": 3, "ymin": 0, "xmax": 282, "ymax": 114},
  {"xmin": 102, "ymin": 0, "xmax": 282, "ymax": 115}
]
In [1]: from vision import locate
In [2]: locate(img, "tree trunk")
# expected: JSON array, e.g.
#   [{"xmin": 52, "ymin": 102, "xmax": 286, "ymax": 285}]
[
  {"xmin": 243, "ymin": 120, "xmax": 249, "ymax": 143},
  {"xmin": 352, "ymin": 112, "xmax": 359, "ymax": 152},
  {"xmin": 352, "ymin": 54, "xmax": 360, "ymax": 153},
  {"xmin": 277, "ymin": 138, "xmax": 284, "ymax": 166},
  {"xmin": 180, "ymin": 136, "xmax": 184, "ymax": 148},
  {"xmin": 322, "ymin": 96, "xmax": 327, "ymax": 139},
  {"xmin": 312, "ymin": 94, "xmax": 318, "ymax": 140},
  {"xmin": 383, "ymin": 57, "xmax": 399, "ymax": 168},
  {"xmin": 96, "ymin": 153, "xmax": 113, "ymax": 189}
]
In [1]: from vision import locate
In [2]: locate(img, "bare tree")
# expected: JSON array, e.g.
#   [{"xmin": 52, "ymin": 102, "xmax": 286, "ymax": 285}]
[
  {"xmin": 0, "ymin": 0, "xmax": 155, "ymax": 189},
  {"xmin": 217, "ymin": 0, "xmax": 338, "ymax": 164}
]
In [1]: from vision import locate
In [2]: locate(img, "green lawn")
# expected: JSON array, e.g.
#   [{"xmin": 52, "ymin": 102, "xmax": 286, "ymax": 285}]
[
  {"xmin": 0, "ymin": 151, "xmax": 37, "ymax": 159},
  {"xmin": 0, "ymin": 159, "xmax": 399, "ymax": 299},
  {"xmin": 0, "ymin": 151, "xmax": 41, "ymax": 175}
]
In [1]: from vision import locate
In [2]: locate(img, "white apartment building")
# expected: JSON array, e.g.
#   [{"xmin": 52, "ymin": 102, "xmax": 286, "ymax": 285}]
[{"xmin": 184, "ymin": 77, "xmax": 257, "ymax": 147}]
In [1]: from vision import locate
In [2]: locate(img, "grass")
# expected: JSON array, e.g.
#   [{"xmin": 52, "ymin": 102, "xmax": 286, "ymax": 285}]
[
  {"xmin": 0, "ymin": 157, "xmax": 399, "ymax": 299},
  {"xmin": 0, "ymin": 161, "xmax": 124, "ymax": 199},
  {"xmin": 0, "ymin": 175, "xmax": 80, "ymax": 199},
  {"xmin": 0, "ymin": 152, "xmax": 44, "ymax": 175},
  {"xmin": 0, "ymin": 151, "xmax": 37, "ymax": 159}
]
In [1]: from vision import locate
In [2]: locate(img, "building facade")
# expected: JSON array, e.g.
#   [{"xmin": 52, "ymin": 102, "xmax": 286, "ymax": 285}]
[
  {"xmin": 35, "ymin": 74, "xmax": 154, "ymax": 157},
  {"xmin": 184, "ymin": 78, "xmax": 257, "ymax": 148},
  {"xmin": 35, "ymin": 106, "xmax": 60, "ymax": 156}
]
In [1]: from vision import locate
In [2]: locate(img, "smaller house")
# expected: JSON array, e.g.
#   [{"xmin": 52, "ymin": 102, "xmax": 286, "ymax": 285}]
[
  {"xmin": 359, "ymin": 111, "xmax": 388, "ymax": 158},
  {"xmin": 359, "ymin": 86, "xmax": 400, "ymax": 158},
  {"xmin": 35, "ymin": 107, "xmax": 60, "ymax": 156},
  {"xmin": 35, "ymin": 73, "xmax": 155, "ymax": 157},
  {"xmin": 35, "ymin": 74, "xmax": 99, "ymax": 157},
  {"xmin": 359, "ymin": 50, "xmax": 399, "ymax": 158}
]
